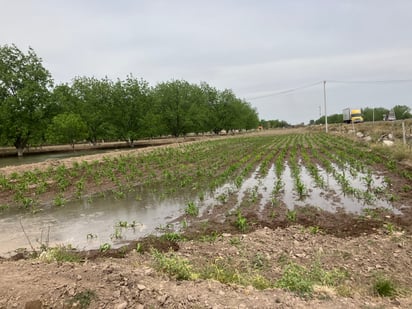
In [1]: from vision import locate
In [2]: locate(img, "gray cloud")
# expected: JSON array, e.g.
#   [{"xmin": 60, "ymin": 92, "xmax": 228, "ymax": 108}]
[{"xmin": 1, "ymin": 0, "xmax": 411, "ymax": 123}]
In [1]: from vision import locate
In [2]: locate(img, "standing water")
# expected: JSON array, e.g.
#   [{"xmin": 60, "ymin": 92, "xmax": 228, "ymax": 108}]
[{"xmin": 0, "ymin": 185, "xmax": 198, "ymax": 257}]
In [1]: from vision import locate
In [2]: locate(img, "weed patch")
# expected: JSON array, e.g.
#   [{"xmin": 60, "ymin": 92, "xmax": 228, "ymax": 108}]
[
  {"xmin": 38, "ymin": 245, "xmax": 80, "ymax": 263},
  {"xmin": 372, "ymin": 275, "xmax": 397, "ymax": 297},
  {"xmin": 275, "ymin": 261, "xmax": 347, "ymax": 297},
  {"xmin": 151, "ymin": 249, "xmax": 194, "ymax": 280},
  {"xmin": 65, "ymin": 289, "xmax": 96, "ymax": 308}
]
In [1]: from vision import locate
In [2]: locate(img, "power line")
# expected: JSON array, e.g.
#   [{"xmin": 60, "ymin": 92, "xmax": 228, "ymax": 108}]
[
  {"xmin": 246, "ymin": 78, "xmax": 412, "ymax": 100},
  {"xmin": 246, "ymin": 81, "xmax": 322, "ymax": 100},
  {"xmin": 327, "ymin": 79, "xmax": 412, "ymax": 84}
]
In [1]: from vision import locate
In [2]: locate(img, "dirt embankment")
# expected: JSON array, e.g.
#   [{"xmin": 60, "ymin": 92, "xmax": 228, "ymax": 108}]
[{"xmin": 1, "ymin": 225, "xmax": 411, "ymax": 308}]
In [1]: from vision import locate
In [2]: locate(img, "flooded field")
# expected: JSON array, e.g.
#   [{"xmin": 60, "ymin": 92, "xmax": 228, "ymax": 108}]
[
  {"xmin": 1, "ymin": 131, "xmax": 412, "ymax": 309},
  {"xmin": 0, "ymin": 132, "xmax": 410, "ymax": 256}
]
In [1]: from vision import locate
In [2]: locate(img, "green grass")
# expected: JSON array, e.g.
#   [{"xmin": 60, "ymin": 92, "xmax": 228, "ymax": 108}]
[
  {"xmin": 66, "ymin": 290, "xmax": 96, "ymax": 308},
  {"xmin": 99, "ymin": 243, "xmax": 111, "ymax": 252},
  {"xmin": 39, "ymin": 245, "xmax": 80, "ymax": 263},
  {"xmin": 161, "ymin": 232, "xmax": 184, "ymax": 242},
  {"xmin": 372, "ymin": 275, "xmax": 397, "ymax": 297},
  {"xmin": 235, "ymin": 211, "xmax": 248, "ymax": 232},
  {"xmin": 185, "ymin": 201, "xmax": 199, "ymax": 216},
  {"xmin": 151, "ymin": 249, "xmax": 193, "ymax": 280},
  {"xmin": 286, "ymin": 209, "xmax": 297, "ymax": 222},
  {"xmin": 199, "ymin": 257, "xmax": 273, "ymax": 290},
  {"xmin": 275, "ymin": 261, "xmax": 347, "ymax": 297}
]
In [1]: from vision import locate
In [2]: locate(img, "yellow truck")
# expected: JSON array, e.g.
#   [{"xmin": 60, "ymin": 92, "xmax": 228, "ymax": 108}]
[{"xmin": 343, "ymin": 108, "xmax": 363, "ymax": 123}]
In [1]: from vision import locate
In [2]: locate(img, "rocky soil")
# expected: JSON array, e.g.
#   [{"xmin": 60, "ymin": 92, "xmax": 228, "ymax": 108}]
[{"xmin": 1, "ymin": 225, "xmax": 412, "ymax": 308}]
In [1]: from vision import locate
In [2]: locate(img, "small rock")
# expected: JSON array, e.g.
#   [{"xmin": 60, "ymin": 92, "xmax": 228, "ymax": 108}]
[
  {"xmin": 364, "ymin": 136, "xmax": 372, "ymax": 142},
  {"xmin": 114, "ymin": 301, "xmax": 128, "ymax": 309},
  {"xmin": 24, "ymin": 300, "xmax": 42, "ymax": 309},
  {"xmin": 113, "ymin": 290, "xmax": 121, "ymax": 298},
  {"xmin": 68, "ymin": 288, "xmax": 76, "ymax": 296},
  {"xmin": 137, "ymin": 284, "xmax": 146, "ymax": 291},
  {"xmin": 76, "ymin": 274, "xmax": 82, "ymax": 281},
  {"xmin": 157, "ymin": 294, "xmax": 168, "ymax": 304},
  {"xmin": 356, "ymin": 132, "xmax": 364, "ymax": 138},
  {"xmin": 383, "ymin": 140, "xmax": 394, "ymax": 147}
]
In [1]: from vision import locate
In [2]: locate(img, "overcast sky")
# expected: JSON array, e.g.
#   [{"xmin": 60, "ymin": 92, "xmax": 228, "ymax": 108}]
[{"xmin": 1, "ymin": 0, "xmax": 412, "ymax": 124}]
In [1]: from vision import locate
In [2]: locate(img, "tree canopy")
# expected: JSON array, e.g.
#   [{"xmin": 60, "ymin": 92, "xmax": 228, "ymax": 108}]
[
  {"xmin": 311, "ymin": 105, "xmax": 412, "ymax": 124},
  {"xmin": 0, "ymin": 44, "xmax": 53, "ymax": 156},
  {"xmin": 0, "ymin": 45, "xmax": 261, "ymax": 155}
]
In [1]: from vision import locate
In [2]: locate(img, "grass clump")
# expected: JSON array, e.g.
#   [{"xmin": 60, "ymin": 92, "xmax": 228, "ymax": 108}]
[
  {"xmin": 372, "ymin": 275, "xmax": 397, "ymax": 297},
  {"xmin": 66, "ymin": 289, "xmax": 96, "ymax": 308},
  {"xmin": 151, "ymin": 249, "xmax": 194, "ymax": 280},
  {"xmin": 275, "ymin": 261, "xmax": 347, "ymax": 297},
  {"xmin": 200, "ymin": 257, "xmax": 272, "ymax": 290},
  {"xmin": 161, "ymin": 232, "xmax": 184, "ymax": 242},
  {"xmin": 185, "ymin": 201, "xmax": 199, "ymax": 216},
  {"xmin": 38, "ymin": 245, "xmax": 80, "ymax": 263}
]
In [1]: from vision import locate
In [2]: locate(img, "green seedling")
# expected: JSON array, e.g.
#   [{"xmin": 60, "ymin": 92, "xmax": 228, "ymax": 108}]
[
  {"xmin": 185, "ymin": 201, "xmax": 199, "ymax": 216},
  {"xmin": 235, "ymin": 211, "xmax": 248, "ymax": 232}
]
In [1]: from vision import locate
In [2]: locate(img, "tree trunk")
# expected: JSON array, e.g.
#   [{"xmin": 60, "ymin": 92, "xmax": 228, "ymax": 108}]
[
  {"xmin": 14, "ymin": 136, "xmax": 28, "ymax": 157},
  {"xmin": 17, "ymin": 147, "xmax": 24, "ymax": 157},
  {"xmin": 126, "ymin": 138, "xmax": 135, "ymax": 147}
]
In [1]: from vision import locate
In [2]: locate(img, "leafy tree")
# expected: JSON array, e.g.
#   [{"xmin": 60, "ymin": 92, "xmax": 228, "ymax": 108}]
[
  {"xmin": 238, "ymin": 100, "xmax": 259, "ymax": 130},
  {"xmin": 362, "ymin": 107, "xmax": 388, "ymax": 122},
  {"xmin": 46, "ymin": 113, "xmax": 88, "ymax": 149},
  {"xmin": 0, "ymin": 44, "xmax": 53, "ymax": 156},
  {"xmin": 109, "ymin": 76, "xmax": 150, "ymax": 146},
  {"xmin": 261, "ymin": 119, "xmax": 290, "ymax": 128},
  {"xmin": 70, "ymin": 77, "xmax": 113, "ymax": 143},
  {"xmin": 393, "ymin": 105, "xmax": 411, "ymax": 119},
  {"xmin": 200, "ymin": 82, "xmax": 221, "ymax": 133},
  {"xmin": 50, "ymin": 83, "xmax": 78, "ymax": 115},
  {"xmin": 315, "ymin": 113, "xmax": 342, "ymax": 124},
  {"xmin": 154, "ymin": 80, "xmax": 193, "ymax": 137}
]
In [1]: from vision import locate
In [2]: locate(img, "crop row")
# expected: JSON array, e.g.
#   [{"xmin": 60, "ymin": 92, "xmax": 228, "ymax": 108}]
[{"xmin": 0, "ymin": 132, "xmax": 410, "ymax": 213}]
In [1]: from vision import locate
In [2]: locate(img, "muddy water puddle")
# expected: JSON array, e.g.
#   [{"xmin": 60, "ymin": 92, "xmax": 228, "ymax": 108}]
[
  {"xmin": 281, "ymin": 163, "xmax": 400, "ymax": 214},
  {"xmin": 0, "ymin": 161, "xmax": 402, "ymax": 257},
  {"xmin": 0, "ymin": 187, "xmax": 198, "ymax": 257}
]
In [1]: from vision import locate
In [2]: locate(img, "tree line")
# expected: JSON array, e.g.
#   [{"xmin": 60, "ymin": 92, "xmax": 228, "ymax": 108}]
[
  {"xmin": 310, "ymin": 105, "xmax": 412, "ymax": 125},
  {"xmin": 0, "ymin": 44, "xmax": 260, "ymax": 156}
]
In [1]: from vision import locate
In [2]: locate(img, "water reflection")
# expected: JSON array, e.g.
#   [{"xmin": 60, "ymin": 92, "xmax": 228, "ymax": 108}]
[{"xmin": 0, "ymin": 185, "xmax": 197, "ymax": 257}]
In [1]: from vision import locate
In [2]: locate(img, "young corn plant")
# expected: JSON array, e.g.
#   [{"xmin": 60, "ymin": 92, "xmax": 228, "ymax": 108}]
[
  {"xmin": 185, "ymin": 201, "xmax": 199, "ymax": 216},
  {"xmin": 235, "ymin": 211, "xmax": 248, "ymax": 232}
]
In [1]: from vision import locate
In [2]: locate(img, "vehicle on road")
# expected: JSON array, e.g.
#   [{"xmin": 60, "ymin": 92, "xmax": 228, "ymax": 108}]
[{"xmin": 343, "ymin": 108, "xmax": 364, "ymax": 123}]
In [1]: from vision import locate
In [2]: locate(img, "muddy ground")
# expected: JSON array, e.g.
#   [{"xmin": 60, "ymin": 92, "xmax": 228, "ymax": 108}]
[
  {"xmin": 1, "ymin": 225, "xmax": 411, "ymax": 308},
  {"xmin": 1, "ymin": 130, "xmax": 412, "ymax": 308}
]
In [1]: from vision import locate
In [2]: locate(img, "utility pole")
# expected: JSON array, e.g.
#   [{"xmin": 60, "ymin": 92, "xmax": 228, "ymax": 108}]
[{"xmin": 323, "ymin": 81, "xmax": 328, "ymax": 133}]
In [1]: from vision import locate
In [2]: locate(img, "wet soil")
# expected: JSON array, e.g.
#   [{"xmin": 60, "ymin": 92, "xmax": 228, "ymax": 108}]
[{"xmin": 1, "ymin": 130, "xmax": 412, "ymax": 308}]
